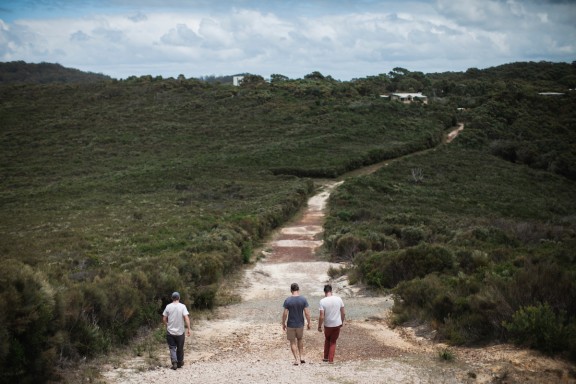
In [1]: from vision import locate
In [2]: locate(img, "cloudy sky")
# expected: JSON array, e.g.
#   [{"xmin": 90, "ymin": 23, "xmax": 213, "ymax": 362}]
[{"xmin": 0, "ymin": 0, "xmax": 574, "ymax": 80}]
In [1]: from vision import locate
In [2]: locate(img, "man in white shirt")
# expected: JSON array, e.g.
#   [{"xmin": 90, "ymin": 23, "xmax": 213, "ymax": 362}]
[
  {"xmin": 162, "ymin": 291, "xmax": 191, "ymax": 370},
  {"xmin": 317, "ymin": 284, "xmax": 345, "ymax": 363}
]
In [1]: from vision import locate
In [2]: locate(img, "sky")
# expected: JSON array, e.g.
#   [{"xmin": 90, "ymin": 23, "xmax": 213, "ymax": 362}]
[{"xmin": 0, "ymin": 0, "xmax": 575, "ymax": 81}]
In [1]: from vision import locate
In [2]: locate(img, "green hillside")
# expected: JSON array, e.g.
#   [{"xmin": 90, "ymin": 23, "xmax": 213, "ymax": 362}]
[
  {"xmin": 0, "ymin": 61, "xmax": 575, "ymax": 382},
  {"xmin": 325, "ymin": 62, "xmax": 576, "ymax": 359}
]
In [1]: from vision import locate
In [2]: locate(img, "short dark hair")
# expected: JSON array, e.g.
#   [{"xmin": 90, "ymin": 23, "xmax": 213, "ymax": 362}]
[
  {"xmin": 290, "ymin": 283, "xmax": 299, "ymax": 292},
  {"xmin": 323, "ymin": 284, "xmax": 332, "ymax": 293}
]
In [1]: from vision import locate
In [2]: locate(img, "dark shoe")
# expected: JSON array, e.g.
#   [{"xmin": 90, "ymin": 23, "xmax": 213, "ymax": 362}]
[
  {"xmin": 177, "ymin": 362, "xmax": 183, "ymax": 368},
  {"xmin": 171, "ymin": 362, "xmax": 178, "ymax": 370}
]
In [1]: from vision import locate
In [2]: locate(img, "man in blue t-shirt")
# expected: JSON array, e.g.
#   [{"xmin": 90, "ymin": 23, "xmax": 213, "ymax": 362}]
[{"xmin": 282, "ymin": 283, "xmax": 311, "ymax": 365}]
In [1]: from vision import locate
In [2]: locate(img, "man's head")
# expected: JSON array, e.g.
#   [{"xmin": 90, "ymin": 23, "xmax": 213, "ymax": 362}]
[
  {"xmin": 290, "ymin": 283, "xmax": 299, "ymax": 292},
  {"xmin": 323, "ymin": 284, "xmax": 332, "ymax": 293},
  {"xmin": 171, "ymin": 291, "xmax": 180, "ymax": 301}
]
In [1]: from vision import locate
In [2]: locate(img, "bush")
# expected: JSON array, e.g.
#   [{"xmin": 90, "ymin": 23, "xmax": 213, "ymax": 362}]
[
  {"xmin": 354, "ymin": 244, "xmax": 455, "ymax": 288},
  {"xmin": 327, "ymin": 265, "xmax": 349, "ymax": 279},
  {"xmin": 503, "ymin": 303, "xmax": 569, "ymax": 355},
  {"xmin": 192, "ymin": 284, "xmax": 219, "ymax": 309},
  {"xmin": 392, "ymin": 275, "xmax": 446, "ymax": 323},
  {"xmin": 400, "ymin": 226, "xmax": 427, "ymax": 246},
  {"xmin": 456, "ymin": 249, "xmax": 490, "ymax": 274},
  {"xmin": 334, "ymin": 233, "xmax": 370, "ymax": 260},
  {"xmin": 0, "ymin": 260, "xmax": 57, "ymax": 383},
  {"xmin": 440, "ymin": 312, "xmax": 496, "ymax": 345}
]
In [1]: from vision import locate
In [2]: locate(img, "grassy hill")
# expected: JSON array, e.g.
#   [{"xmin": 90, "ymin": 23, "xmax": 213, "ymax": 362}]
[
  {"xmin": 325, "ymin": 63, "xmax": 576, "ymax": 359},
  {"xmin": 0, "ymin": 61, "xmax": 575, "ymax": 382},
  {"xmin": 0, "ymin": 61, "xmax": 112, "ymax": 84}
]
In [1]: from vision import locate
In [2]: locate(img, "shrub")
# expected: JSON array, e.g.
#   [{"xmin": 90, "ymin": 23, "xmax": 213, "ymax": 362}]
[
  {"xmin": 192, "ymin": 284, "xmax": 219, "ymax": 309},
  {"xmin": 438, "ymin": 347, "xmax": 455, "ymax": 361},
  {"xmin": 365, "ymin": 232, "xmax": 400, "ymax": 251},
  {"xmin": 400, "ymin": 226, "xmax": 427, "ymax": 246},
  {"xmin": 456, "ymin": 249, "xmax": 490, "ymax": 274},
  {"xmin": 327, "ymin": 265, "xmax": 349, "ymax": 279},
  {"xmin": 354, "ymin": 244, "xmax": 455, "ymax": 288},
  {"xmin": 393, "ymin": 244, "xmax": 454, "ymax": 282},
  {"xmin": 392, "ymin": 275, "xmax": 446, "ymax": 323},
  {"xmin": 440, "ymin": 312, "xmax": 496, "ymax": 345},
  {"xmin": 0, "ymin": 260, "xmax": 57, "ymax": 383},
  {"xmin": 334, "ymin": 233, "xmax": 370, "ymax": 260},
  {"xmin": 503, "ymin": 303, "xmax": 569, "ymax": 355}
]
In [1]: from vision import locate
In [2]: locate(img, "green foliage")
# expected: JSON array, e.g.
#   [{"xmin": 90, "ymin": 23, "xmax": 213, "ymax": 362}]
[
  {"xmin": 0, "ymin": 62, "xmax": 454, "ymax": 380},
  {"xmin": 0, "ymin": 61, "xmax": 112, "ymax": 84},
  {"xmin": 324, "ymin": 61, "xmax": 576, "ymax": 357},
  {"xmin": 357, "ymin": 245, "xmax": 453, "ymax": 289},
  {"xmin": 0, "ymin": 260, "xmax": 57, "ymax": 383},
  {"xmin": 438, "ymin": 347, "xmax": 455, "ymax": 362},
  {"xmin": 503, "ymin": 303, "xmax": 570, "ymax": 355},
  {"xmin": 1, "ymin": 61, "xmax": 575, "ymax": 379},
  {"xmin": 327, "ymin": 265, "xmax": 346, "ymax": 279}
]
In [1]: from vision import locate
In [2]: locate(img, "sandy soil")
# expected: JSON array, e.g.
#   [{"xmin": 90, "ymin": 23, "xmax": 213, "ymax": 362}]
[{"xmin": 99, "ymin": 128, "xmax": 576, "ymax": 383}]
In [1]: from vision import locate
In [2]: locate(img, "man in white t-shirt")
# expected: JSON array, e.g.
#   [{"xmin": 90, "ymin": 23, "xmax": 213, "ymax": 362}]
[
  {"xmin": 317, "ymin": 284, "xmax": 345, "ymax": 363},
  {"xmin": 162, "ymin": 291, "xmax": 191, "ymax": 370}
]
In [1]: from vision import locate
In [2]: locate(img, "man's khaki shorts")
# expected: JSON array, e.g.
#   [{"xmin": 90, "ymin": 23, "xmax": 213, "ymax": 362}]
[{"xmin": 286, "ymin": 327, "xmax": 304, "ymax": 341}]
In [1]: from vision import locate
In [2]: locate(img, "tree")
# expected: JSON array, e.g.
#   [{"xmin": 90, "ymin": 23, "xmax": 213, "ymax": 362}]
[
  {"xmin": 270, "ymin": 74, "xmax": 289, "ymax": 83},
  {"xmin": 304, "ymin": 71, "xmax": 325, "ymax": 80}
]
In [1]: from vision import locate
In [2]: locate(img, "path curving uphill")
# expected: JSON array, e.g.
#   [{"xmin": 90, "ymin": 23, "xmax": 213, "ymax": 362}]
[{"xmin": 101, "ymin": 125, "xmax": 574, "ymax": 384}]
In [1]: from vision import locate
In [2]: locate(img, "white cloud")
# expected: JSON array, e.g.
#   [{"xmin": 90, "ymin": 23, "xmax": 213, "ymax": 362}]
[
  {"xmin": 161, "ymin": 24, "xmax": 202, "ymax": 46},
  {"xmin": 0, "ymin": 0, "xmax": 574, "ymax": 79}
]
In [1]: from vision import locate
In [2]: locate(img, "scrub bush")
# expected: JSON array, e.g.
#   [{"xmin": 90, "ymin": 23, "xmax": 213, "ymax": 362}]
[
  {"xmin": 503, "ymin": 303, "xmax": 569, "ymax": 355},
  {"xmin": 0, "ymin": 260, "xmax": 57, "ymax": 383},
  {"xmin": 334, "ymin": 233, "xmax": 370, "ymax": 260}
]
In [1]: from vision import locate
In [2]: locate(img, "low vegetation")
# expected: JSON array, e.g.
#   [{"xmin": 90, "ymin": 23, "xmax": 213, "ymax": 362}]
[
  {"xmin": 1, "ymin": 60, "xmax": 574, "ymax": 382},
  {"xmin": 0, "ymin": 62, "xmax": 453, "ymax": 382},
  {"xmin": 323, "ymin": 62, "xmax": 576, "ymax": 362}
]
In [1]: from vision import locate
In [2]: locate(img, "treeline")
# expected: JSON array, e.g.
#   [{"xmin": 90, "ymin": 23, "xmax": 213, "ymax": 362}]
[
  {"xmin": 0, "ymin": 63, "xmax": 454, "ymax": 383},
  {"xmin": 0, "ymin": 61, "xmax": 112, "ymax": 84},
  {"xmin": 323, "ymin": 62, "xmax": 576, "ymax": 361}
]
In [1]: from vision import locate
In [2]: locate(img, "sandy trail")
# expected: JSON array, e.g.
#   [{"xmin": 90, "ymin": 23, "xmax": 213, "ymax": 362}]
[{"xmin": 100, "ymin": 127, "xmax": 575, "ymax": 384}]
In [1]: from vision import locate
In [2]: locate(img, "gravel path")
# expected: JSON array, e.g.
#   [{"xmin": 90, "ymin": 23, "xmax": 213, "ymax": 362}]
[{"xmin": 99, "ymin": 176, "xmax": 576, "ymax": 384}]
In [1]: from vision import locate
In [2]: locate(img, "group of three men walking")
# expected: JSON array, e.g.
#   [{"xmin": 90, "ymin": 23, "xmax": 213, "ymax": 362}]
[
  {"xmin": 282, "ymin": 282, "xmax": 346, "ymax": 365},
  {"xmin": 162, "ymin": 282, "xmax": 345, "ymax": 369}
]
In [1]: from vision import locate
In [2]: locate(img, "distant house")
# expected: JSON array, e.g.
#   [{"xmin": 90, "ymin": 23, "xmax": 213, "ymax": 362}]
[
  {"xmin": 386, "ymin": 92, "xmax": 428, "ymax": 104},
  {"xmin": 233, "ymin": 76, "xmax": 245, "ymax": 86}
]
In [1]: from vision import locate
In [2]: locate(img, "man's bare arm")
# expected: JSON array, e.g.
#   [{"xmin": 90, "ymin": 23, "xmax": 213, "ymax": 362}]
[
  {"xmin": 184, "ymin": 314, "xmax": 191, "ymax": 336},
  {"xmin": 304, "ymin": 307, "xmax": 311, "ymax": 329},
  {"xmin": 282, "ymin": 308, "xmax": 289, "ymax": 330}
]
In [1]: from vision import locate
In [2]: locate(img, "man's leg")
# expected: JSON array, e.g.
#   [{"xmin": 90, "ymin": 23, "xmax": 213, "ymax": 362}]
[
  {"xmin": 325, "ymin": 326, "xmax": 341, "ymax": 363},
  {"xmin": 289, "ymin": 339, "xmax": 299, "ymax": 364},
  {"xmin": 323, "ymin": 331, "xmax": 330, "ymax": 361},
  {"xmin": 166, "ymin": 334, "xmax": 178, "ymax": 369},
  {"xmin": 175, "ymin": 334, "xmax": 185, "ymax": 367},
  {"xmin": 297, "ymin": 337, "xmax": 305, "ymax": 363},
  {"xmin": 287, "ymin": 327, "xmax": 300, "ymax": 365}
]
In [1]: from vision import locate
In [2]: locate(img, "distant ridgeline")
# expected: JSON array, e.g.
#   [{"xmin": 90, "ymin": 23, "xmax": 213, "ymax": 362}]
[{"xmin": 0, "ymin": 61, "xmax": 113, "ymax": 84}]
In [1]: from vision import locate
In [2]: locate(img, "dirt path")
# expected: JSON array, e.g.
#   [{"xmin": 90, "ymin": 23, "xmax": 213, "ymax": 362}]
[{"xmin": 100, "ymin": 126, "xmax": 575, "ymax": 384}]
